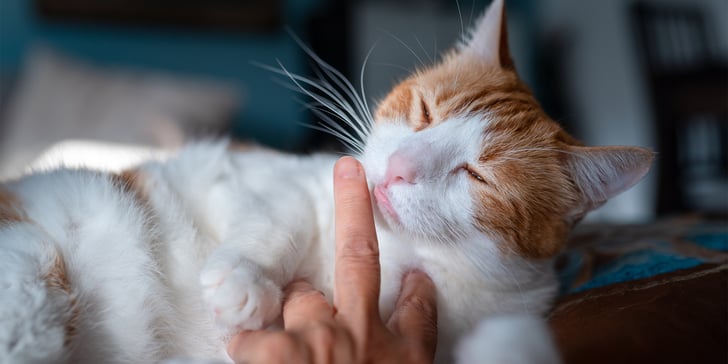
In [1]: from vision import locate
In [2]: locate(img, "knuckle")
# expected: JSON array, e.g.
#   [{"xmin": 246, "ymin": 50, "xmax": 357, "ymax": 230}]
[
  {"xmin": 307, "ymin": 321, "xmax": 337, "ymax": 348},
  {"xmin": 262, "ymin": 333, "xmax": 297, "ymax": 361},
  {"xmin": 339, "ymin": 234, "xmax": 379, "ymax": 258}
]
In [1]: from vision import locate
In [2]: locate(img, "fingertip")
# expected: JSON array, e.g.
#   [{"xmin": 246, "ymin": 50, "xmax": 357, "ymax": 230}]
[
  {"xmin": 335, "ymin": 156, "xmax": 363, "ymax": 180},
  {"xmin": 400, "ymin": 270, "xmax": 437, "ymax": 304}
]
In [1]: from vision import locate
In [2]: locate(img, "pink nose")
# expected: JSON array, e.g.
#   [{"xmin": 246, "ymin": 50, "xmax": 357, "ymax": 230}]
[{"xmin": 383, "ymin": 152, "xmax": 417, "ymax": 186}]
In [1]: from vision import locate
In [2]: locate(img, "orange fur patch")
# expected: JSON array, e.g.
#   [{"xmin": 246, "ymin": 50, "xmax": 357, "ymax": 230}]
[
  {"xmin": 44, "ymin": 251, "xmax": 80, "ymax": 348},
  {"xmin": 113, "ymin": 169, "xmax": 151, "ymax": 205},
  {"xmin": 376, "ymin": 81, "xmax": 414, "ymax": 124},
  {"xmin": 45, "ymin": 252, "xmax": 72, "ymax": 294},
  {"xmin": 0, "ymin": 188, "xmax": 27, "ymax": 227},
  {"xmin": 228, "ymin": 141, "xmax": 260, "ymax": 152}
]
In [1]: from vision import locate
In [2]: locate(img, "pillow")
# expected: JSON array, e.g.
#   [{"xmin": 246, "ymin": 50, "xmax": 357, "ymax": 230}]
[{"xmin": 0, "ymin": 47, "xmax": 241, "ymax": 179}]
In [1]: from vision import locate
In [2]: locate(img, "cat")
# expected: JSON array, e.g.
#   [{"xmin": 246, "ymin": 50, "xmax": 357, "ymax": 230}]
[{"xmin": 0, "ymin": 0, "xmax": 653, "ymax": 363}]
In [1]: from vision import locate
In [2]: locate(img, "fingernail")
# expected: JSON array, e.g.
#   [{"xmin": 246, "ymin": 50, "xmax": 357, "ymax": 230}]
[
  {"xmin": 403, "ymin": 270, "xmax": 432, "ymax": 288},
  {"xmin": 336, "ymin": 156, "xmax": 361, "ymax": 179}
]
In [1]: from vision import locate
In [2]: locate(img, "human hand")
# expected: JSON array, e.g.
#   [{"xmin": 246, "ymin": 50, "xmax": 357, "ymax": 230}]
[{"xmin": 227, "ymin": 156, "xmax": 438, "ymax": 364}]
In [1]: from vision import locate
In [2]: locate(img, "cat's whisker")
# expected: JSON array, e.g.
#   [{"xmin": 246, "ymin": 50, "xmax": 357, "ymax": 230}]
[
  {"xmin": 308, "ymin": 123, "xmax": 364, "ymax": 154},
  {"xmin": 359, "ymin": 43, "xmax": 377, "ymax": 127},
  {"xmin": 456, "ymin": 0, "xmax": 465, "ymax": 38},
  {"xmin": 291, "ymin": 97, "xmax": 365, "ymax": 153},
  {"xmin": 263, "ymin": 60, "xmax": 369, "ymax": 145},
  {"xmin": 285, "ymin": 30, "xmax": 374, "ymax": 137},
  {"xmin": 310, "ymin": 107, "xmax": 367, "ymax": 153},
  {"xmin": 380, "ymin": 29, "xmax": 427, "ymax": 69},
  {"xmin": 412, "ymin": 34, "xmax": 434, "ymax": 64},
  {"xmin": 372, "ymin": 62, "xmax": 413, "ymax": 73},
  {"xmin": 310, "ymin": 62, "xmax": 370, "ymax": 136},
  {"xmin": 310, "ymin": 67, "xmax": 372, "ymax": 142},
  {"xmin": 468, "ymin": 0, "xmax": 477, "ymax": 28}
]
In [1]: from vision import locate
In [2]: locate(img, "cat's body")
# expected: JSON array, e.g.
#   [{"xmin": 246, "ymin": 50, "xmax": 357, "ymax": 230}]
[
  {"xmin": 0, "ymin": 143, "xmax": 556, "ymax": 364},
  {"xmin": 0, "ymin": 1, "xmax": 652, "ymax": 363}
]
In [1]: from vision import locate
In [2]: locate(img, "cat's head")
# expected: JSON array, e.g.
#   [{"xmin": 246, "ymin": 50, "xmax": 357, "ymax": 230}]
[{"xmin": 361, "ymin": 0, "xmax": 653, "ymax": 258}]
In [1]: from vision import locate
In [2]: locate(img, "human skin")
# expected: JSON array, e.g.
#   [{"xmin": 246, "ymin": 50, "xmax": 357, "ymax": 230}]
[{"xmin": 226, "ymin": 156, "xmax": 438, "ymax": 364}]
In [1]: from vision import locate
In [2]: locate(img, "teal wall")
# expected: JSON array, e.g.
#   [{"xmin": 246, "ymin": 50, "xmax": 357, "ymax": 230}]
[{"xmin": 0, "ymin": 0, "xmax": 323, "ymax": 150}]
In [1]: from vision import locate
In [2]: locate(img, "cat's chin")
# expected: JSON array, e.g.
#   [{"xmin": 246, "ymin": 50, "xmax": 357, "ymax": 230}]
[
  {"xmin": 373, "ymin": 184, "xmax": 399, "ymax": 222},
  {"xmin": 370, "ymin": 188, "xmax": 399, "ymax": 231}
]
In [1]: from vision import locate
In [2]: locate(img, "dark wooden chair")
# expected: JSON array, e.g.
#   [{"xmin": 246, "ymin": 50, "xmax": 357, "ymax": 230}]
[{"xmin": 630, "ymin": 1, "xmax": 728, "ymax": 216}]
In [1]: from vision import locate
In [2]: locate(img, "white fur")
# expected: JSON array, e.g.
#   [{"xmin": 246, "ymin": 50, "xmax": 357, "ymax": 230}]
[
  {"xmin": 455, "ymin": 315, "xmax": 561, "ymax": 364},
  {"xmin": 0, "ymin": 138, "xmax": 559, "ymax": 364}
]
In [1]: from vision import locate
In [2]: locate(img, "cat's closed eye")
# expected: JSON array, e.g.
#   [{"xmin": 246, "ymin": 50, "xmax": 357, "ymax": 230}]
[
  {"xmin": 420, "ymin": 99, "xmax": 432, "ymax": 126},
  {"xmin": 462, "ymin": 165, "xmax": 488, "ymax": 184}
]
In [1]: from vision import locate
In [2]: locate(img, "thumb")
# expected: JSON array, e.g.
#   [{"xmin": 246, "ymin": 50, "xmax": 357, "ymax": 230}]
[{"xmin": 386, "ymin": 271, "xmax": 438, "ymax": 358}]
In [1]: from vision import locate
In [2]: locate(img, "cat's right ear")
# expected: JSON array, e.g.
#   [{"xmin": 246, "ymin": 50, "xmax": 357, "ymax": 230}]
[
  {"xmin": 565, "ymin": 146, "xmax": 654, "ymax": 221},
  {"xmin": 461, "ymin": 0, "xmax": 514, "ymax": 69}
]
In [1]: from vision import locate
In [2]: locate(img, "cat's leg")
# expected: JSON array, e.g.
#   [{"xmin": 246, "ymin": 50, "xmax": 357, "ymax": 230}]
[
  {"xmin": 455, "ymin": 315, "xmax": 562, "ymax": 364},
  {"xmin": 0, "ymin": 224, "xmax": 77, "ymax": 364},
  {"xmin": 157, "ymin": 146, "xmax": 332, "ymax": 334},
  {"xmin": 192, "ymin": 169, "xmax": 327, "ymax": 332}
]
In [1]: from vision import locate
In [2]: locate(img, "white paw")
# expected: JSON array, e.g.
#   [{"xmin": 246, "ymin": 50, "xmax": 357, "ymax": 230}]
[
  {"xmin": 455, "ymin": 315, "xmax": 561, "ymax": 364},
  {"xmin": 200, "ymin": 257, "xmax": 282, "ymax": 332}
]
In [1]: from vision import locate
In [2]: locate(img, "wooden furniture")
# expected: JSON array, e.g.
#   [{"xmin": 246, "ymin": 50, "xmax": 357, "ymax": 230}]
[{"xmin": 630, "ymin": 1, "xmax": 728, "ymax": 216}]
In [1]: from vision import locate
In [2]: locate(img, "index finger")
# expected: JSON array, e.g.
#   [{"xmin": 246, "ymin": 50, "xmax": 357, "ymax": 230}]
[{"xmin": 333, "ymin": 157, "xmax": 381, "ymax": 322}]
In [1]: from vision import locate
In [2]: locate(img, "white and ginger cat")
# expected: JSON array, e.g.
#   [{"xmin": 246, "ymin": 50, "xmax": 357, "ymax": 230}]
[{"xmin": 0, "ymin": 1, "xmax": 653, "ymax": 363}]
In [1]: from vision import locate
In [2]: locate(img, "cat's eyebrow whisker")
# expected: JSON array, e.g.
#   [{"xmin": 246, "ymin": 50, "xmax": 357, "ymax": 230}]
[
  {"xmin": 468, "ymin": 0, "xmax": 476, "ymax": 28},
  {"xmin": 379, "ymin": 28, "xmax": 427, "ymax": 69},
  {"xmin": 359, "ymin": 43, "xmax": 377, "ymax": 126},
  {"xmin": 412, "ymin": 34, "xmax": 433, "ymax": 64},
  {"xmin": 456, "ymin": 0, "xmax": 465, "ymax": 38},
  {"xmin": 372, "ymin": 62, "xmax": 412, "ymax": 73}
]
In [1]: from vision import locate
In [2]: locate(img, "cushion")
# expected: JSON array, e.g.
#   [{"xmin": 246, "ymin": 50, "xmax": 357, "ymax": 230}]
[
  {"xmin": 549, "ymin": 263, "xmax": 727, "ymax": 364},
  {"xmin": 551, "ymin": 216, "xmax": 728, "ymax": 364},
  {"xmin": 0, "ymin": 47, "xmax": 241, "ymax": 179}
]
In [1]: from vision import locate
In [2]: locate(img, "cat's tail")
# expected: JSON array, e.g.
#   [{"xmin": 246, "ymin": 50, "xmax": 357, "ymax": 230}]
[{"xmin": 0, "ymin": 225, "xmax": 78, "ymax": 364}]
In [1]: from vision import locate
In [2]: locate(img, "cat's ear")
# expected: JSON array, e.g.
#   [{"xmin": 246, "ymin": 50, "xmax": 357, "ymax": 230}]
[
  {"xmin": 462, "ymin": 0, "xmax": 514, "ymax": 68},
  {"xmin": 565, "ymin": 146, "xmax": 654, "ymax": 219}
]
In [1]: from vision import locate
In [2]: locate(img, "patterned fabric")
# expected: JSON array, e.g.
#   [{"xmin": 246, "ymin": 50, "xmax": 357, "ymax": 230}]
[{"xmin": 556, "ymin": 215, "xmax": 728, "ymax": 295}]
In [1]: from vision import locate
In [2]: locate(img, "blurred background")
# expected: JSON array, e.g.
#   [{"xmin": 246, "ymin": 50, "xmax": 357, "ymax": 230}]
[{"xmin": 0, "ymin": 0, "xmax": 726, "ymax": 222}]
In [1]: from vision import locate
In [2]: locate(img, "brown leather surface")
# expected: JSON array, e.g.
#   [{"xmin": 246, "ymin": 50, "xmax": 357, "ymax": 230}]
[{"xmin": 549, "ymin": 264, "xmax": 728, "ymax": 364}]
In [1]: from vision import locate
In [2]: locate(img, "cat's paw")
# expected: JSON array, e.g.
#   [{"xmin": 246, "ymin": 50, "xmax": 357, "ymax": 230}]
[
  {"xmin": 200, "ymin": 257, "xmax": 282, "ymax": 332},
  {"xmin": 455, "ymin": 315, "xmax": 561, "ymax": 364}
]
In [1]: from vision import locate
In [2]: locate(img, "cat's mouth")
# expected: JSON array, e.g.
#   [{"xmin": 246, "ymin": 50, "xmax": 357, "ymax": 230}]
[{"xmin": 373, "ymin": 184, "xmax": 400, "ymax": 223}]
